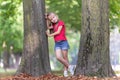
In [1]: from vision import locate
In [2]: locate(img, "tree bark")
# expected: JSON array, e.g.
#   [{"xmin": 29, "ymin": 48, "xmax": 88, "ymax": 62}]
[
  {"xmin": 2, "ymin": 42, "xmax": 10, "ymax": 70},
  {"xmin": 16, "ymin": 0, "xmax": 51, "ymax": 76},
  {"xmin": 75, "ymin": 0, "xmax": 115, "ymax": 77},
  {"xmin": 3, "ymin": 49, "xmax": 10, "ymax": 70}
]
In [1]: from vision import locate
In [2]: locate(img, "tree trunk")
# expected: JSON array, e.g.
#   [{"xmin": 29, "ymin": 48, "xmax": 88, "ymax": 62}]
[
  {"xmin": 75, "ymin": 0, "xmax": 115, "ymax": 77},
  {"xmin": 3, "ymin": 49, "xmax": 10, "ymax": 70},
  {"xmin": 16, "ymin": 0, "xmax": 51, "ymax": 76},
  {"xmin": 2, "ymin": 42, "xmax": 10, "ymax": 70}
]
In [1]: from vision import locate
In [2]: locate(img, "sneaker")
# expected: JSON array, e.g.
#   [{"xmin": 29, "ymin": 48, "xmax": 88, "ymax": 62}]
[
  {"xmin": 63, "ymin": 70, "xmax": 68, "ymax": 77},
  {"xmin": 68, "ymin": 65, "xmax": 75, "ymax": 75}
]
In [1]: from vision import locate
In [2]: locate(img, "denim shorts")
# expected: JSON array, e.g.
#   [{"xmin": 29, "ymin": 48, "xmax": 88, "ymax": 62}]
[{"xmin": 54, "ymin": 40, "xmax": 70, "ymax": 50}]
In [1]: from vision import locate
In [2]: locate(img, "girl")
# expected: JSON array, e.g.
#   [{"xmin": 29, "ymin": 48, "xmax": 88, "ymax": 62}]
[{"xmin": 45, "ymin": 12, "xmax": 74, "ymax": 77}]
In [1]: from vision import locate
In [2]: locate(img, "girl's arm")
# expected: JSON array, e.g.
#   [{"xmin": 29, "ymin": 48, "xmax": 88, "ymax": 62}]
[
  {"xmin": 45, "ymin": 13, "xmax": 53, "ymax": 29},
  {"xmin": 46, "ymin": 26, "xmax": 63, "ymax": 37},
  {"xmin": 46, "ymin": 20, "xmax": 53, "ymax": 29}
]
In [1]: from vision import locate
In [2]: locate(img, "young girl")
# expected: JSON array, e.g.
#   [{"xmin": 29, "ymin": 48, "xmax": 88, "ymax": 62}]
[{"xmin": 45, "ymin": 12, "xmax": 74, "ymax": 77}]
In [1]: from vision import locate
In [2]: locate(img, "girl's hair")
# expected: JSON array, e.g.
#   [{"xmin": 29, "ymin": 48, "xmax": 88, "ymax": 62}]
[{"xmin": 46, "ymin": 12, "xmax": 58, "ymax": 17}]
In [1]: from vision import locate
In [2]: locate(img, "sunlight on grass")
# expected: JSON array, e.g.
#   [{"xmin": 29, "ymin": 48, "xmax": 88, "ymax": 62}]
[
  {"xmin": 52, "ymin": 70, "xmax": 63, "ymax": 76},
  {"xmin": 0, "ymin": 68, "xmax": 16, "ymax": 78},
  {"xmin": 115, "ymin": 71, "xmax": 120, "ymax": 74}
]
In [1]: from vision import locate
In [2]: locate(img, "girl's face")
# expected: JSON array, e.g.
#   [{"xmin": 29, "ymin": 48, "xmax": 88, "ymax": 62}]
[{"xmin": 48, "ymin": 13, "xmax": 58, "ymax": 23}]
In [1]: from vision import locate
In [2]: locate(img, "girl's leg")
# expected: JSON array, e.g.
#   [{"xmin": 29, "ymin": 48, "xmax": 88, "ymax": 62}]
[
  {"xmin": 62, "ymin": 49, "xmax": 75, "ymax": 75},
  {"xmin": 55, "ymin": 49, "xmax": 69, "ymax": 68},
  {"xmin": 62, "ymin": 49, "xmax": 69, "ymax": 71}
]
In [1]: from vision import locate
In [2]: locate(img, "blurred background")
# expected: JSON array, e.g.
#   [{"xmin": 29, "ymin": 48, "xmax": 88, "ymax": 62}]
[{"xmin": 0, "ymin": 0, "xmax": 120, "ymax": 77}]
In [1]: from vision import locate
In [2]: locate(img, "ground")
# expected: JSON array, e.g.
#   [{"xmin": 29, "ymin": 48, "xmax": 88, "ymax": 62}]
[
  {"xmin": 0, "ymin": 72, "xmax": 120, "ymax": 80},
  {"xmin": 0, "ymin": 68, "xmax": 120, "ymax": 80}
]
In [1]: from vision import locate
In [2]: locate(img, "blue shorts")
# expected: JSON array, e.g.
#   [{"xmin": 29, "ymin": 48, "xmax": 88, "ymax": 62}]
[{"xmin": 54, "ymin": 40, "xmax": 70, "ymax": 50}]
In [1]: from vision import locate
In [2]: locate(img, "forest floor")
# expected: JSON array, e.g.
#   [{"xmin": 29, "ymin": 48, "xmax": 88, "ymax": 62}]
[
  {"xmin": 0, "ymin": 73, "xmax": 120, "ymax": 80},
  {"xmin": 0, "ymin": 70, "xmax": 120, "ymax": 80}
]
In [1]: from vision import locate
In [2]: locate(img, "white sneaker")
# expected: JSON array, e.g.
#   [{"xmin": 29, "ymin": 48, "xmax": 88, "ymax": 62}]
[
  {"xmin": 68, "ymin": 65, "xmax": 75, "ymax": 75},
  {"xmin": 63, "ymin": 70, "xmax": 68, "ymax": 77}
]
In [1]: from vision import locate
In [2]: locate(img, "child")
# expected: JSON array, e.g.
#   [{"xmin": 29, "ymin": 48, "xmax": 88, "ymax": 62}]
[{"xmin": 45, "ymin": 12, "xmax": 74, "ymax": 77}]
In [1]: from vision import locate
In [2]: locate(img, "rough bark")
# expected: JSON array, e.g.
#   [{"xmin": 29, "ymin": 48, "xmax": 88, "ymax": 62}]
[
  {"xmin": 75, "ymin": 0, "xmax": 115, "ymax": 77},
  {"xmin": 16, "ymin": 0, "xmax": 51, "ymax": 76}
]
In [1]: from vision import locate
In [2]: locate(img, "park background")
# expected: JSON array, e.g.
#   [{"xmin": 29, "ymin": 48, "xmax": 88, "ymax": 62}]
[{"xmin": 0, "ymin": 0, "xmax": 120, "ymax": 78}]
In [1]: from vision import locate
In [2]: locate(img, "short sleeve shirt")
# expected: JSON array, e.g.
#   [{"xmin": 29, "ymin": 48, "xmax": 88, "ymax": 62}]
[{"xmin": 52, "ymin": 20, "xmax": 67, "ymax": 42}]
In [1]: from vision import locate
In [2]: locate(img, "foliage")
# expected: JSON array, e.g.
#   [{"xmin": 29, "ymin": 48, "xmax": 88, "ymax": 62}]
[
  {"xmin": 0, "ymin": 0, "xmax": 119, "ymax": 55},
  {"xmin": 45, "ymin": 0, "xmax": 82, "ymax": 31},
  {"xmin": 46, "ymin": 0, "xmax": 120, "ymax": 31},
  {"xmin": 110, "ymin": 0, "xmax": 120, "ymax": 29},
  {"xmin": 0, "ymin": 0, "xmax": 23, "ymax": 53}
]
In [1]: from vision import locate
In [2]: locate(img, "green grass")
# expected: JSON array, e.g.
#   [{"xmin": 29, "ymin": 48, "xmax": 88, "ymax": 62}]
[
  {"xmin": 0, "ymin": 68, "xmax": 63, "ymax": 78},
  {"xmin": 115, "ymin": 70, "xmax": 120, "ymax": 74},
  {"xmin": 0, "ymin": 68, "xmax": 16, "ymax": 78},
  {"xmin": 52, "ymin": 70, "xmax": 63, "ymax": 76}
]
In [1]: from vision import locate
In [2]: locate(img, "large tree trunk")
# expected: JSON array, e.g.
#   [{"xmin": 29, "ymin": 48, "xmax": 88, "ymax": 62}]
[
  {"xmin": 75, "ymin": 0, "xmax": 115, "ymax": 77},
  {"xmin": 3, "ymin": 49, "xmax": 10, "ymax": 70},
  {"xmin": 16, "ymin": 0, "xmax": 51, "ymax": 76},
  {"xmin": 2, "ymin": 42, "xmax": 10, "ymax": 70}
]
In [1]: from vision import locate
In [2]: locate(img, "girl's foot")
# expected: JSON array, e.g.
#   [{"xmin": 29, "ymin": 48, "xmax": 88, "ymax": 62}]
[
  {"xmin": 68, "ymin": 65, "xmax": 75, "ymax": 75},
  {"xmin": 63, "ymin": 70, "xmax": 68, "ymax": 77}
]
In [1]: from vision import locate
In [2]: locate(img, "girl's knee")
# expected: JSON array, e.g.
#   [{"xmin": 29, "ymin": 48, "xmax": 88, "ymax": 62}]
[{"xmin": 56, "ymin": 56, "xmax": 61, "ymax": 60}]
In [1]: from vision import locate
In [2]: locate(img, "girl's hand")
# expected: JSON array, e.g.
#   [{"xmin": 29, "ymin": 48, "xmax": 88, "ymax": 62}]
[
  {"xmin": 47, "ymin": 25, "xmax": 53, "ymax": 29},
  {"xmin": 45, "ymin": 13, "xmax": 48, "ymax": 20},
  {"xmin": 46, "ymin": 29, "xmax": 51, "ymax": 37}
]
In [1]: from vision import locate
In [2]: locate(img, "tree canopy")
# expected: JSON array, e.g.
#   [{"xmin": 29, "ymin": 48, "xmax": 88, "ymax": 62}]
[
  {"xmin": 0, "ymin": 0, "xmax": 23, "ymax": 53},
  {"xmin": 109, "ymin": 0, "xmax": 120, "ymax": 29},
  {"xmin": 0, "ymin": 0, "xmax": 120, "ymax": 55}
]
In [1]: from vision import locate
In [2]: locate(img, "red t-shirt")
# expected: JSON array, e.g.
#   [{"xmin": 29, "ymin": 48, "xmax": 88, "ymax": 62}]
[{"xmin": 52, "ymin": 20, "xmax": 67, "ymax": 42}]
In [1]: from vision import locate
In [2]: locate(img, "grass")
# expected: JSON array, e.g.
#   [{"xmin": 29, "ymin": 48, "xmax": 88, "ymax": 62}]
[
  {"xmin": 115, "ymin": 71, "xmax": 120, "ymax": 74},
  {"xmin": 52, "ymin": 70, "xmax": 63, "ymax": 76},
  {"xmin": 0, "ymin": 68, "xmax": 63, "ymax": 78},
  {"xmin": 0, "ymin": 68, "xmax": 16, "ymax": 78}
]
